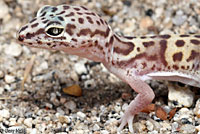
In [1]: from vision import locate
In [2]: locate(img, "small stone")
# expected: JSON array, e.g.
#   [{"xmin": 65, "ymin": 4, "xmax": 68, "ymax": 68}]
[
  {"xmin": 24, "ymin": 118, "xmax": 33, "ymax": 128},
  {"xmin": 100, "ymin": 130, "xmax": 109, "ymax": 134},
  {"xmin": 4, "ymin": 42, "xmax": 22, "ymax": 57},
  {"xmin": 64, "ymin": 100, "xmax": 76, "ymax": 111},
  {"xmin": 146, "ymin": 120, "xmax": 154, "ymax": 131},
  {"xmin": 196, "ymin": 125, "xmax": 200, "ymax": 132},
  {"xmin": 0, "ymin": 109, "xmax": 10, "ymax": 119},
  {"xmin": 63, "ymin": 85, "xmax": 82, "ymax": 97},
  {"xmin": 0, "ymin": 87, "xmax": 4, "ymax": 94},
  {"xmin": 194, "ymin": 99, "xmax": 200, "ymax": 117},
  {"xmin": 172, "ymin": 14, "xmax": 187, "ymax": 26},
  {"xmin": 39, "ymin": 61, "xmax": 48, "ymax": 70},
  {"xmin": 0, "ymin": 70, "xmax": 4, "ymax": 78},
  {"xmin": 9, "ymin": 118, "xmax": 17, "ymax": 126},
  {"xmin": 173, "ymin": 108, "xmax": 193, "ymax": 123},
  {"xmin": 93, "ymin": 124, "xmax": 100, "ymax": 131},
  {"xmin": 139, "ymin": 16, "xmax": 154, "ymax": 29},
  {"xmin": 77, "ymin": 111, "xmax": 86, "ymax": 119},
  {"xmin": 168, "ymin": 83, "xmax": 194, "ymax": 107},
  {"xmin": 0, "ymin": 1, "xmax": 10, "ymax": 22},
  {"xmin": 74, "ymin": 62, "xmax": 87, "ymax": 75},
  {"xmin": 5, "ymin": 75, "xmax": 15, "ymax": 83},
  {"xmin": 84, "ymin": 79, "xmax": 96, "ymax": 89},
  {"xmin": 180, "ymin": 124, "xmax": 195, "ymax": 133},
  {"xmin": 58, "ymin": 115, "xmax": 71, "ymax": 124}
]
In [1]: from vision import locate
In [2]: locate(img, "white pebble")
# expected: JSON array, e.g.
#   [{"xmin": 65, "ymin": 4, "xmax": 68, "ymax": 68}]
[
  {"xmin": 74, "ymin": 62, "xmax": 87, "ymax": 75},
  {"xmin": 0, "ymin": 87, "xmax": 4, "ymax": 94},
  {"xmin": 5, "ymin": 75, "xmax": 15, "ymax": 83},
  {"xmin": 100, "ymin": 130, "xmax": 109, "ymax": 134},
  {"xmin": 0, "ymin": 1, "xmax": 9, "ymax": 22},
  {"xmin": 77, "ymin": 111, "xmax": 86, "ymax": 119},
  {"xmin": 64, "ymin": 100, "xmax": 76, "ymax": 111},
  {"xmin": 168, "ymin": 83, "xmax": 194, "ymax": 107},
  {"xmin": 0, "ymin": 70, "xmax": 4, "ymax": 78},
  {"xmin": 93, "ymin": 124, "xmax": 100, "ymax": 131},
  {"xmin": 0, "ymin": 109, "xmax": 10, "ymax": 118},
  {"xmin": 4, "ymin": 42, "xmax": 22, "ymax": 57},
  {"xmin": 24, "ymin": 118, "xmax": 33, "ymax": 127}
]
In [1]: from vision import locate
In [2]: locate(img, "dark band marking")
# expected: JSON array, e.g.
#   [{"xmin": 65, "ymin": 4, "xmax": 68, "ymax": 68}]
[
  {"xmin": 124, "ymin": 36, "xmax": 137, "ymax": 39},
  {"xmin": 71, "ymin": 18, "xmax": 75, "ymax": 21},
  {"xmin": 19, "ymin": 25, "xmax": 28, "ymax": 33},
  {"xmin": 72, "ymin": 38, "xmax": 77, "ymax": 42},
  {"xmin": 159, "ymin": 34, "xmax": 171, "ymax": 39},
  {"xmin": 77, "ymin": 12, "xmax": 83, "ymax": 15},
  {"xmin": 30, "ymin": 18, "xmax": 37, "ymax": 23},
  {"xmin": 74, "ymin": 7, "xmax": 80, "ymax": 11},
  {"xmin": 96, "ymin": 21, "xmax": 100, "ymax": 25},
  {"xmin": 113, "ymin": 35, "xmax": 135, "ymax": 55},
  {"xmin": 190, "ymin": 39, "xmax": 200, "ymax": 45},
  {"xmin": 159, "ymin": 40, "xmax": 168, "ymax": 66},
  {"xmin": 173, "ymin": 52, "xmax": 183, "ymax": 62},
  {"xmin": 42, "ymin": 20, "xmax": 49, "ymax": 24},
  {"xmin": 65, "ymin": 12, "xmax": 74, "ymax": 17},
  {"xmin": 143, "ymin": 41, "xmax": 155, "ymax": 47},
  {"xmin": 56, "ymin": 11, "xmax": 65, "ymax": 15},
  {"xmin": 186, "ymin": 50, "xmax": 200, "ymax": 62},
  {"xmin": 78, "ymin": 18, "xmax": 84, "ymax": 24},
  {"xmin": 80, "ymin": 6, "xmax": 88, "ymax": 10},
  {"xmin": 40, "ymin": 12, "xmax": 47, "ymax": 17},
  {"xmin": 85, "ymin": 12, "xmax": 96, "ymax": 16},
  {"xmin": 180, "ymin": 35, "xmax": 189, "ymax": 37},
  {"xmin": 100, "ymin": 19, "xmax": 105, "ymax": 25},
  {"xmin": 172, "ymin": 65, "xmax": 179, "ymax": 70},
  {"xmin": 51, "ymin": 7, "xmax": 58, "ymax": 12},
  {"xmin": 175, "ymin": 40, "xmax": 185, "ymax": 47},
  {"xmin": 140, "ymin": 36, "xmax": 147, "ymax": 39},
  {"xmin": 77, "ymin": 27, "xmax": 110, "ymax": 38},
  {"xmin": 63, "ymin": 5, "xmax": 70, "ymax": 10},
  {"xmin": 137, "ymin": 47, "xmax": 140, "ymax": 52},
  {"xmin": 66, "ymin": 24, "xmax": 76, "ymax": 36},
  {"xmin": 31, "ymin": 23, "xmax": 39, "ymax": 28},
  {"xmin": 58, "ymin": 16, "xmax": 64, "ymax": 21},
  {"xmin": 86, "ymin": 16, "xmax": 93, "ymax": 24},
  {"xmin": 194, "ymin": 35, "xmax": 200, "ymax": 38}
]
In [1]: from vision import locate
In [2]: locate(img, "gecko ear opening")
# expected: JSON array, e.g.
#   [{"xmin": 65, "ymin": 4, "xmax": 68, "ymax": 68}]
[{"xmin": 36, "ymin": 5, "xmax": 52, "ymax": 17}]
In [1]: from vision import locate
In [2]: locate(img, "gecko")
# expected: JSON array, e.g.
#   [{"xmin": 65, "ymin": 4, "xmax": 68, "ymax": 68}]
[{"xmin": 17, "ymin": 5, "xmax": 200, "ymax": 133}]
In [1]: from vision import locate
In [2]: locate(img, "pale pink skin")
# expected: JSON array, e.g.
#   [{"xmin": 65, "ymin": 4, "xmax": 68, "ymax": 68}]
[{"xmin": 17, "ymin": 5, "xmax": 200, "ymax": 133}]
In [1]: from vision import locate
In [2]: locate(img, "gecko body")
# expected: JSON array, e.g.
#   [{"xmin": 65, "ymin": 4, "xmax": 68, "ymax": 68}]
[{"xmin": 17, "ymin": 5, "xmax": 200, "ymax": 133}]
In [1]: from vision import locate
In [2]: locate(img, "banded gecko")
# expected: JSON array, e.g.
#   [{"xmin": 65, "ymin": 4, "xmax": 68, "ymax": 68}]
[{"xmin": 17, "ymin": 5, "xmax": 200, "ymax": 133}]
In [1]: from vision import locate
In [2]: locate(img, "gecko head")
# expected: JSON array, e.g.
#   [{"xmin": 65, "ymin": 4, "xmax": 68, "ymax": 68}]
[{"xmin": 17, "ymin": 5, "xmax": 111, "ymax": 54}]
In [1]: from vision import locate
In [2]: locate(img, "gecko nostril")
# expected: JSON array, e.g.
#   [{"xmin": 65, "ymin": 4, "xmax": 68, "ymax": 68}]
[{"xmin": 18, "ymin": 35, "xmax": 24, "ymax": 42}]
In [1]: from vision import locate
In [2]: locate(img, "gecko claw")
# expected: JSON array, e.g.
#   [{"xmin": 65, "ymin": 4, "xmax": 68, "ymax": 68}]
[{"xmin": 118, "ymin": 112, "xmax": 134, "ymax": 133}]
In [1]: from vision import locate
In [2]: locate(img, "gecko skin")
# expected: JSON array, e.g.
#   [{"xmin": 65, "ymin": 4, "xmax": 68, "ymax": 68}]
[{"xmin": 17, "ymin": 5, "xmax": 200, "ymax": 133}]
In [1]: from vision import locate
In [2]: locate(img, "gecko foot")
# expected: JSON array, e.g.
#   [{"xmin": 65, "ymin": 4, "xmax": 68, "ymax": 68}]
[{"xmin": 117, "ymin": 111, "xmax": 134, "ymax": 133}]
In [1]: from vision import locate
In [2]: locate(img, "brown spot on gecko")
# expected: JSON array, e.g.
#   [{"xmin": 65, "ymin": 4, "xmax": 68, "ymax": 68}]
[
  {"xmin": 71, "ymin": 18, "xmax": 75, "ymax": 21},
  {"xmin": 63, "ymin": 5, "xmax": 70, "ymax": 10},
  {"xmin": 42, "ymin": 20, "xmax": 49, "ymax": 24},
  {"xmin": 78, "ymin": 18, "xmax": 84, "ymax": 24},
  {"xmin": 65, "ymin": 12, "xmax": 74, "ymax": 17},
  {"xmin": 172, "ymin": 65, "xmax": 179, "ymax": 70},
  {"xmin": 173, "ymin": 52, "xmax": 183, "ymax": 62},
  {"xmin": 175, "ymin": 40, "xmax": 185, "ymax": 47},
  {"xmin": 74, "ymin": 7, "xmax": 80, "ymax": 11},
  {"xmin": 80, "ymin": 6, "xmax": 88, "ymax": 10},
  {"xmin": 180, "ymin": 35, "xmax": 189, "ymax": 37},
  {"xmin": 124, "ymin": 36, "xmax": 137, "ymax": 39},
  {"xmin": 72, "ymin": 38, "xmax": 77, "ymax": 42},
  {"xmin": 77, "ymin": 27, "xmax": 110, "ymax": 38},
  {"xmin": 30, "ymin": 18, "xmax": 37, "ymax": 23},
  {"xmin": 159, "ymin": 40, "xmax": 168, "ymax": 66},
  {"xmin": 159, "ymin": 34, "xmax": 171, "ymax": 39},
  {"xmin": 51, "ymin": 7, "xmax": 58, "ymax": 12},
  {"xmin": 190, "ymin": 39, "xmax": 200, "ymax": 45},
  {"xmin": 96, "ymin": 20, "xmax": 100, "ymax": 25},
  {"xmin": 86, "ymin": 16, "xmax": 94, "ymax": 24},
  {"xmin": 143, "ymin": 41, "xmax": 155, "ymax": 47},
  {"xmin": 113, "ymin": 35, "xmax": 135, "ymax": 55},
  {"xmin": 77, "ymin": 12, "xmax": 83, "ymax": 15},
  {"xmin": 66, "ymin": 24, "xmax": 76, "ymax": 36},
  {"xmin": 31, "ymin": 23, "xmax": 39, "ymax": 28},
  {"xmin": 100, "ymin": 19, "xmax": 105, "ymax": 25},
  {"xmin": 19, "ymin": 25, "xmax": 28, "ymax": 33},
  {"xmin": 186, "ymin": 50, "xmax": 200, "ymax": 62},
  {"xmin": 194, "ymin": 35, "xmax": 200, "ymax": 38},
  {"xmin": 56, "ymin": 11, "xmax": 65, "ymax": 15},
  {"xmin": 150, "ymin": 35, "xmax": 157, "ymax": 38},
  {"xmin": 140, "ymin": 36, "xmax": 147, "ymax": 39},
  {"xmin": 181, "ymin": 66, "xmax": 185, "ymax": 69},
  {"xmin": 137, "ymin": 47, "xmax": 140, "ymax": 52},
  {"xmin": 58, "ymin": 16, "xmax": 64, "ymax": 21},
  {"xmin": 85, "ymin": 12, "xmax": 96, "ymax": 16}
]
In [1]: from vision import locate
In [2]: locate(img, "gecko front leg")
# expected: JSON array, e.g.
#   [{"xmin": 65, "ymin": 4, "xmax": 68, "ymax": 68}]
[{"xmin": 117, "ymin": 74, "xmax": 155, "ymax": 133}]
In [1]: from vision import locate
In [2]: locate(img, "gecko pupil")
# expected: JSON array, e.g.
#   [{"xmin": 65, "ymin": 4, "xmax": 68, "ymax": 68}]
[{"xmin": 46, "ymin": 27, "xmax": 64, "ymax": 36}]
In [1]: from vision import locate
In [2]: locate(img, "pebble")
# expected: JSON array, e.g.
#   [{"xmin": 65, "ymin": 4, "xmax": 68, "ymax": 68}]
[
  {"xmin": 139, "ymin": 16, "xmax": 154, "ymax": 29},
  {"xmin": 0, "ymin": 109, "xmax": 10, "ymax": 119},
  {"xmin": 0, "ymin": 1, "xmax": 10, "ymax": 22},
  {"xmin": 146, "ymin": 120, "xmax": 154, "ymax": 131},
  {"xmin": 64, "ymin": 100, "xmax": 76, "ymax": 111},
  {"xmin": 194, "ymin": 98, "xmax": 200, "ymax": 117},
  {"xmin": 4, "ymin": 75, "xmax": 15, "ymax": 83},
  {"xmin": 77, "ymin": 111, "xmax": 86, "ymax": 119},
  {"xmin": 0, "ymin": 70, "xmax": 4, "ymax": 78},
  {"xmin": 0, "ymin": 87, "xmax": 4, "ymax": 94},
  {"xmin": 168, "ymin": 83, "xmax": 194, "ymax": 107},
  {"xmin": 4, "ymin": 42, "xmax": 22, "ymax": 57},
  {"xmin": 74, "ymin": 62, "xmax": 87, "ymax": 75},
  {"xmin": 24, "ymin": 118, "xmax": 33, "ymax": 128},
  {"xmin": 173, "ymin": 108, "xmax": 193, "ymax": 123},
  {"xmin": 93, "ymin": 124, "xmax": 100, "ymax": 131}
]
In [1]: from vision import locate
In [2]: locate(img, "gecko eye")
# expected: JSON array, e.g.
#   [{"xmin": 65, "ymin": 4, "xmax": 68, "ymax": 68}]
[{"xmin": 46, "ymin": 27, "xmax": 64, "ymax": 37}]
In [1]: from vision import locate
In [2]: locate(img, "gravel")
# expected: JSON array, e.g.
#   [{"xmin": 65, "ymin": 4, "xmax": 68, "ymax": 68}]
[{"xmin": 0, "ymin": 0, "xmax": 200, "ymax": 133}]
